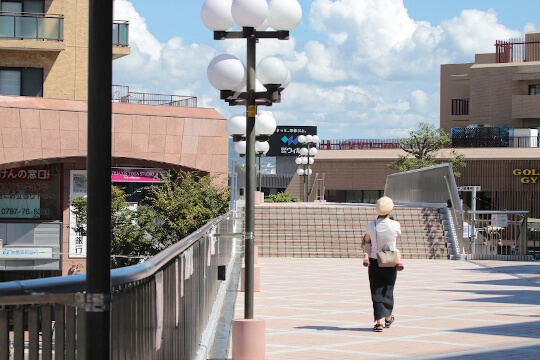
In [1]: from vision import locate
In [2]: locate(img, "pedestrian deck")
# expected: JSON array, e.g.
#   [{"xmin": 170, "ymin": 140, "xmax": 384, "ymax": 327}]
[{"xmin": 231, "ymin": 259, "xmax": 540, "ymax": 359}]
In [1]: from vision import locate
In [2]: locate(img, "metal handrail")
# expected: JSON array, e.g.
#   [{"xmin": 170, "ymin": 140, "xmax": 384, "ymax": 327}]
[{"xmin": 0, "ymin": 210, "xmax": 233, "ymax": 296}]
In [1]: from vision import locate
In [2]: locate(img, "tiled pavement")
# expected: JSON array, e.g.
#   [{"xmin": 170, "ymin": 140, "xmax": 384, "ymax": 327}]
[{"xmin": 231, "ymin": 259, "xmax": 540, "ymax": 359}]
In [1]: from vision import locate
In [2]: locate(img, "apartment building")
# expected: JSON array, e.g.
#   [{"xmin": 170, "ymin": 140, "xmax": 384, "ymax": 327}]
[
  {"xmin": 440, "ymin": 30, "xmax": 540, "ymax": 133},
  {"xmin": 0, "ymin": 0, "xmax": 228, "ymax": 280}
]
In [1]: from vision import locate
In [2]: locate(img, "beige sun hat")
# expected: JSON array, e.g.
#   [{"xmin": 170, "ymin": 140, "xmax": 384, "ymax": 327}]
[{"xmin": 376, "ymin": 196, "xmax": 394, "ymax": 215}]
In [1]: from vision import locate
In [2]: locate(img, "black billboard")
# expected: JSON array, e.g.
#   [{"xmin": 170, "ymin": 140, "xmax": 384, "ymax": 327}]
[{"xmin": 267, "ymin": 126, "xmax": 317, "ymax": 157}]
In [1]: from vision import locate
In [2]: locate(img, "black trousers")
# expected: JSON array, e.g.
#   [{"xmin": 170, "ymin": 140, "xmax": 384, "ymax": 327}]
[{"xmin": 368, "ymin": 258, "xmax": 397, "ymax": 321}]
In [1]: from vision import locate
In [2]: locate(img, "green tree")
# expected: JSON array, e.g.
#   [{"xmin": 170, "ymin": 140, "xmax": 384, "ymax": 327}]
[
  {"xmin": 70, "ymin": 186, "xmax": 163, "ymax": 268},
  {"xmin": 387, "ymin": 122, "xmax": 466, "ymax": 176},
  {"xmin": 265, "ymin": 192, "xmax": 300, "ymax": 203},
  {"xmin": 143, "ymin": 170, "xmax": 230, "ymax": 246}
]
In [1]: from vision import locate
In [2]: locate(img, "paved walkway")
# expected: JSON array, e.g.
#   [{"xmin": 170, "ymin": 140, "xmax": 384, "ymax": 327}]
[{"xmin": 232, "ymin": 258, "xmax": 540, "ymax": 359}]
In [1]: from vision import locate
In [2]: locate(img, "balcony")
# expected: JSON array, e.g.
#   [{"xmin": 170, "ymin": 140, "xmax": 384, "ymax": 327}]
[
  {"xmin": 112, "ymin": 85, "xmax": 197, "ymax": 107},
  {"xmin": 0, "ymin": 11, "xmax": 65, "ymax": 51}
]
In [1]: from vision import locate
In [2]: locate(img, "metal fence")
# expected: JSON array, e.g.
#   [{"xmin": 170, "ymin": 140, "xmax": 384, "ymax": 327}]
[
  {"xmin": 0, "ymin": 210, "xmax": 241, "ymax": 360},
  {"xmin": 464, "ymin": 210, "xmax": 532, "ymax": 260},
  {"xmin": 112, "ymin": 85, "xmax": 198, "ymax": 108},
  {"xmin": 318, "ymin": 139, "xmax": 400, "ymax": 150},
  {"xmin": 0, "ymin": 11, "xmax": 64, "ymax": 41},
  {"xmin": 496, "ymin": 38, "xmax": 540, "ymax": 63}
]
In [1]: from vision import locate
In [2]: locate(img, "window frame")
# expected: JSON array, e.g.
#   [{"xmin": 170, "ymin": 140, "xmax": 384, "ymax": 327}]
[{"xmin": 0, "ymin": 66, "xmax": 43, "ymax": 97}]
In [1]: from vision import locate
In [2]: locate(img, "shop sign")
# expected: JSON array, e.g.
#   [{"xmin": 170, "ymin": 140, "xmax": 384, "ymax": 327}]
[
  {"xmin": 492, "ymin": 214, "xmax": 508, "ymax": 228},
  {"xmin": 512, "ymin": 169, "xmax": 539, "ymax": 184},
  {"xmin": 0, "ymin": 247, "xmax": 53, "ymax": 259},
  {"xmin": 267, "ymin": 126, "xmax": 317, "ymax": 157},
  {"xmin": 458, "ymin": 186, "xmax": 481, "ymax": 191},
  {"xmin": 111, "ymin": 167, "xmax": 163, "ymax": 183},
  {"xmin": 0, "ymin": 168, "xmax": 51, "ymax": 181},
  {"xmin": 69, "ymin": 170, "xmax": 87, "ymax": 258}
]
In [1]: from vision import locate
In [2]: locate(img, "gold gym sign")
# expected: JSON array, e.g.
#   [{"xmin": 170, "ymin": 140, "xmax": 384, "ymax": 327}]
[{"xmin": 513, "ymin": 169, "xmax": 540, "ymax": 183}]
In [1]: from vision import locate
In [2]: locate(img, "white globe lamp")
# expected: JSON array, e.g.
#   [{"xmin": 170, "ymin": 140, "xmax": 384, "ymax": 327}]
[
  {"xmin": 299, "ymin": 147, "xmax": 308, "ymax": 156},
  {"xmin": 305, "ymin": 135, "xmax": 313, "ymax": 143},
  {"xmin": 295, "ymin": 157, "xmax": 302, "ymax": 165},
  {"xmin": 255, "ymin": 112, "xmax": 277, "ymax": 137},
  {"xmin": 207, "ymin": 54, "xmax": 246, "ymax": 91},
  {"xmin": 267, "ymin": 0, "xmax": 302, "ymax": 31},
  {"xmin": 309, "ymin": 147, "xmax": 318, "ymax": 156},
  {"xmin": 306, "ymin": 169, "xmax": 312, "ymax": 176},
  {"xmin": 297, "ymin": 135, "xmax": 306, "ymax": 144},
  {"xmin": 255, "ymin": 141, "xmax": 270, "ymax": 154},
  {"xmin": 257, "ymin": 57, "xmax": 289, "ymax": 88},
  {"xmin": 313, "ymin": 135, "xmax": 320, "ymax": 143},
  {"xmin": 231, "ymin": 0, "xmax": 267, "ymax": 28},
  {"xmin": 234, "ymin": 140, "xmax": 247, "ymax": 155},
  {"xmin": 226, "ymin": 114, "xmax": 246, "ymax": 137},
  {"xmin": 301, "ymin": 157, "xmax": 308, "ymax": 165},
  {"xmin": 297, "ymin": 168, "xmax": 304, "ymax": 176},
  {"xmin": 309, "ymin": 157, "xmax": 314, "ymax": 165},
  {"xmin": 201, "ymin": 0, "xmax": 234, "ymax": 31},
  {"xmin": 281, "ymin": 69, "xmax": 291, "ymax": 90}
]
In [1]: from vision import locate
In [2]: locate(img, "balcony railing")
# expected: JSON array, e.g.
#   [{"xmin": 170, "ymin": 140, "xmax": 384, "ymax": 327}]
[
  {"xmin": 0, "ymin": 11, "xmax": 63, "ymax": 41},
  {"xmin": 112, "ymin": 85, "xmax": 198, "ymax": 107},
  {"xmin": 496, "ymin": 38, "xmax": 540, "ymax": 63},
  {"xmin": 113, "ymin": 20, "xmax": 129, "ymax": 47}
]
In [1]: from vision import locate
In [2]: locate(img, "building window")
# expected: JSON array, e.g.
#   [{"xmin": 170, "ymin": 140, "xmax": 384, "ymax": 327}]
[
  {"xmin": 529, "ymin": 85, "xmax": 540, "ymax": 95},
  {"xmin": 0, "ymin": 67, "xmax": 43, "ymax": 96},
  {"xmin": 452, "ymin": 99, "xmax": 469, "ymax": 115}
]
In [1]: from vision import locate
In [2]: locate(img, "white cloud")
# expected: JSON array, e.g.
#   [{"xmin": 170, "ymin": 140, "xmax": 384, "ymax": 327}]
[
  {"xmin": 113, "ymin": 0, "xmax": 531, "ymax": 139},
  {"xmin": 441, "ymin": 9, "xmax": 521, "ymax": 55}
]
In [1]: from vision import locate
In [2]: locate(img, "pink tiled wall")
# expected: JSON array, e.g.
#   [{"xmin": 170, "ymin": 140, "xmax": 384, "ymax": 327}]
[{"xmin": 0, "ymin": 95, "xmax": 228, "ymax": 176}]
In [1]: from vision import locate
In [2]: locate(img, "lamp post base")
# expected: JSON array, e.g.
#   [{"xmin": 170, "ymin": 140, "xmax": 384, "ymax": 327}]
[{"xmin": 232, "ymin": 318, "xmax": 266, "ymax": 360}]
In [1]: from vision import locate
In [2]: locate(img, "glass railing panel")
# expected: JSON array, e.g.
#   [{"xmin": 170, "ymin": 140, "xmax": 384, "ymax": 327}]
[
  {"xmin": 16, "ymin": 16, "xmax": 38, "ymax": 39},
  {"xmin": 0, "ymin": 15, "xmax": 15, "ymax": 38},
  {"xmin": 38, "ymin": 16, "xmax": 61, "ymax": 40},
  {"xmin": 119, "ymin": 23, "xmax": 128, "ymax": 46},
  {"xmin": 113, "ymin": 22, "xmax": 129, "ymax": 46}
]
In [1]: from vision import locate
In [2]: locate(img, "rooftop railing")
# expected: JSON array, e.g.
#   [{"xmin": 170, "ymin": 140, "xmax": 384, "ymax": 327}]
[
  {"xmin": 0, "ymin": 11, "xmax": 64, "ymax": 41},
  {"xmin": 496, "ymin": 38, "xmax": 540, "ymax": 63},
  {"xmin": 112, "ymin": 85, "xmax": 198, "ymax": 108},
  {"xmin": 319, "ymin": 139, "xmax": 401, "ymax": 150},
  {"xmin": 0, "ymin": 210, "xmax": 241, "ymax": 360}
]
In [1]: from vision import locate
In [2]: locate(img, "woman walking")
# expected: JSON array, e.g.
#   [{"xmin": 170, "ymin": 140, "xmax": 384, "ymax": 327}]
[{"xmin": 363, "ymin": 196, "xmax": 401, "ymax": 332}]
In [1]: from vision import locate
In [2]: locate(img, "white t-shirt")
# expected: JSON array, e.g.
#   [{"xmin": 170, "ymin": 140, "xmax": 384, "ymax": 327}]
[{"xmin": 366, "ymin": 218, "xmax": 401, "ymax": 259}]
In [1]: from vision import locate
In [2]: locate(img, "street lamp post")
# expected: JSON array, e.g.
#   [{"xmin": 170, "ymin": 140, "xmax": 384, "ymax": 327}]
[
  {"xmin": 255, "ymin": 141, "xmax": 270, "ymax": 192},
  {"xmin": 296, "ymin": 135, "xmax": 319, "ymax": 202},
  {"xmin": 202, "ymin": 0, "xmax": 301, "ymax": 339}
]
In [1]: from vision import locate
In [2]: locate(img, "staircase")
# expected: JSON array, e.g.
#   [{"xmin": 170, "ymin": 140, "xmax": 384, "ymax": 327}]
[{"xmin": 254, "ymin": 204, "xmax": 449, "ymax": 259}]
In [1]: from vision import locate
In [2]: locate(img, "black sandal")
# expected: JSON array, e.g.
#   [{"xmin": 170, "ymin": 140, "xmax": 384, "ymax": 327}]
[
  {"xmin": 373, "ymin": 323, "xmax": 383, "ymax": 332},
  {"xmin": 385, "ymin": 315, "xmax": 395, "ymax": 328}
]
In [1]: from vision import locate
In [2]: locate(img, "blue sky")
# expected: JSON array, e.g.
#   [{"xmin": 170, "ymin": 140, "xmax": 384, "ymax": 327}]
[{"xmin": 113, "ymin": 0, "xmax": 539, "ymax": 140}]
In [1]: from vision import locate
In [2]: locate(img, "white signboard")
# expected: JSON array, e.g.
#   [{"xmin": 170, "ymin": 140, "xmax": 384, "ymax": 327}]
[
  {"xmin": 69, "ymin": 170, "xmax": 88, "ymax": 258},
  {"xmin": 0, "ymin": 247, "xmax": 53, "ymax": 259},
  {"xmin": 458, "ymin": 186, "xmax": 481, "ymax": 191},
  {"xmin": 492, "ymin": 214, "xmax": 508, "ymax": 228}
]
